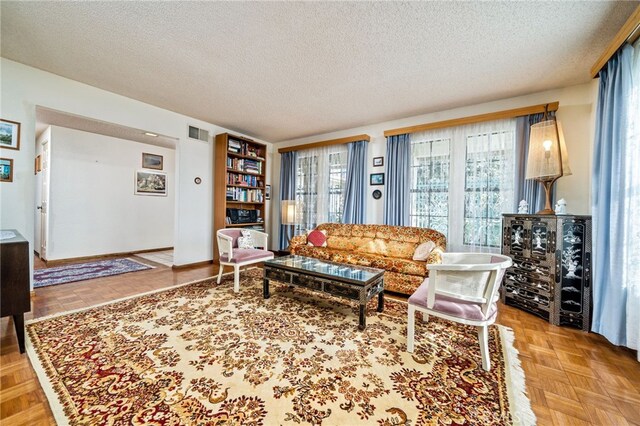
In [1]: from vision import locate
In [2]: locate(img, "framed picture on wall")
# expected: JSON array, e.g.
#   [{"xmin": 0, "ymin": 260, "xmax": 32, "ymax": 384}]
[
  {"xmin": 142, "ymin": 153, "xmax": 163, "ymax": 170},
  {"xmin": 0, "ymin": 158, "xmax": 14, "ymax": 182},
  {"xmin": 0, "ymin": 119, "xmax": 21, "ymax": 151},
  {"xmin": 135, "ymin": 170, "xmax": 167, "ymax": 196},
  {"xmin": 373, "ymin": 157, "xmax": 384, "ymax": 167},
  {"xmin": 370, "ymin": 173, "xmax": 384, "ymax": 186},
  {"xmin": 265, "ymin": 184, "xmax": 271, "ymax": 200}
]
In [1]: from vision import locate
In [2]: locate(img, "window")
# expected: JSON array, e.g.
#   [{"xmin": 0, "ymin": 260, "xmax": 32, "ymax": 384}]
[
  {"xmin": 410, "ymin": 138, "xmax": 450, "ymax": 235},
  {"xmin": 464, "ymin": 130, "xmax": 515, "ymax": 248},
  {"xmin": 295, "ymin": 146, "xmax": 348, "ymax": 232},
  {"xmin": 410, "ymin": 119, "xmax": 516, "ymax": 251},
  {"xmin": 327, "ymin": 151, "xmax": 348, "ymax": 223}
]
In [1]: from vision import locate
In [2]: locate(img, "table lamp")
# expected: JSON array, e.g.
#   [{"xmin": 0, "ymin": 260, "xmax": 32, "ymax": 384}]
[
  {"xmin": 525, "ymin": 106, "xmax": 572, "ymax": 214},
  {"xmin": 281, "ymin": 200, "xmax": 298, "ymax": 249}
]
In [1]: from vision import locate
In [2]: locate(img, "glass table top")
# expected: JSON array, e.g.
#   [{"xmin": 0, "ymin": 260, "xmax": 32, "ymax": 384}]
[{"xmin": 265, "ymin": 255, "xmax": 383, "ymax": 284}]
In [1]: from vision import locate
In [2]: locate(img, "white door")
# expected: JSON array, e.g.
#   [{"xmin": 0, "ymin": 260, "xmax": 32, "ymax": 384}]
[{"xmin": 40, "ymin": 141, "xmax": 49, "ymax": 260}]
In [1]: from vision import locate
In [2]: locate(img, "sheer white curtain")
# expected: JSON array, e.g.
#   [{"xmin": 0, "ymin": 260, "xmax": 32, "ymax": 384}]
[
  {"xmin": 295, "ymin": 145, "xmax": 348, "ymax": 233},
  {"xmin": 410, "ymin": 119, "xmax": 516, "ymax": 252},
  {"xmin": 625, "ymin": 39, "xmax": 640, "ymax": 359}
]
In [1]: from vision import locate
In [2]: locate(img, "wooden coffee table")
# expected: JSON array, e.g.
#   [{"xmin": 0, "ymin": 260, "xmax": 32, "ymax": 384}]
[{"xmin": 263, "ymin": 255, "xmax": 384, "ymax": 330}]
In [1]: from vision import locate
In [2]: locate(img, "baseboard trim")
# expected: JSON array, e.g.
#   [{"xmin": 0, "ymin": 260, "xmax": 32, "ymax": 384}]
[
  {"xmin": 43, "ymin": 247, "xmax": 174, "ymax": 267},
  {"xmin": 171, "ymin": 260, "xmax": 214, "ymax": 270}
]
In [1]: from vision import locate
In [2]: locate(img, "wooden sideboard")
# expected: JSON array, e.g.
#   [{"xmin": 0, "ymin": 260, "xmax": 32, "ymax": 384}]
[{"xmin": 1, "ymin": 229, "xmax": 31, "ymax": 353}]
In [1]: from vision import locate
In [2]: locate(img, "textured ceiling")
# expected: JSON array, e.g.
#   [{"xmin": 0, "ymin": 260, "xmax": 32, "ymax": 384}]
[{"xmin": 2, "ymin": 2, "xmax": 637, "ymax": 142}]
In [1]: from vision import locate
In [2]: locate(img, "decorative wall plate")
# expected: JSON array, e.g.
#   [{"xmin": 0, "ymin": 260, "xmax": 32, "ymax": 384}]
[{"xmin": 372, "ymin": 189, "xmax": 382, "ymax": 199}]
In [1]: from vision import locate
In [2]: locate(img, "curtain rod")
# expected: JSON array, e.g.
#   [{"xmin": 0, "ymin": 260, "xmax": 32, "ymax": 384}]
[
  {"xmin": 277, "ymin": 134, "xmax": 370, "ymax": 153},
  {"xmin": 591, "ymin": 5, "xmax": 640, "ymax": 78},
  {"xmin": 383, "ymin": 102, "xmax": 560, "ymax": 137}
]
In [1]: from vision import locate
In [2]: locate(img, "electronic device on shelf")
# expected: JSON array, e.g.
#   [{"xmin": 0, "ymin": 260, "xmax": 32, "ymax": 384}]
[{"xmin": 226, "ymin": 208, "xmax": 258, "ymax": 224}]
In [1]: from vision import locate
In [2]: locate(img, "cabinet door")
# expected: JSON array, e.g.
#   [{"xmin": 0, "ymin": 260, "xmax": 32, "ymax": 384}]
[
  {"xmin": 557, "ymin": 219, "xmax": 587, "ymax": 314},
  {"xmin": 504, "ymin": 218, "xmax": 528, "ymax": 257},
  {"xmin": 530, "ymin": 219, "xmax": 554, "ymax": 260}
]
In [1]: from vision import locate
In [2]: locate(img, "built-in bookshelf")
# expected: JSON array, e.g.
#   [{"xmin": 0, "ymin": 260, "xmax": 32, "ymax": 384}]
[{"xmin": 214, "ymin": 133, "xmax": 267, "ymax": 260}]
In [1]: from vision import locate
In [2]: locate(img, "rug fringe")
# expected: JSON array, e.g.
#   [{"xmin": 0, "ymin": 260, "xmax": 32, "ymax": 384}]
[
  {"xmin": 25, "ymin": 332, "xmax": 69, "ymax": 425},
  {"xmin": 498, "ymin": 326, "xmax": 537, "ymax": 426}
]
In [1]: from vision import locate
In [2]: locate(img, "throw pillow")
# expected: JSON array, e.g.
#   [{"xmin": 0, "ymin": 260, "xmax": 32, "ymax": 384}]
[
  {"xmin": 307, "ymin": 229, "xmax": 328, "ymax": 247},
  {"xmin": 238, "ymin": 230, "xmax": 255, "ymax": 249},
  {"xmin": 413, "ymin": 241, "xmax": 436, "ymax": 261}
]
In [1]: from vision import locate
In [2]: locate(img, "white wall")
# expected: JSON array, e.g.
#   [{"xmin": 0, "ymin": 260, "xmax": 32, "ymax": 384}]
[
  {"xmin": 43, "ymin": 126, "xmax": 175, "ymax": 260},
  {"xmin": 270, "ymin": 81, "xmax": 599, "ymax": 248},
  {"xmin": 0, "ymin": 58, "xmax": 272, "ymax": 287}
]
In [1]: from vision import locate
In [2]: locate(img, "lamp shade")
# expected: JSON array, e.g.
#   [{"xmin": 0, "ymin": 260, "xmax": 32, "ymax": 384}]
[
  {"xmin": 525, "ymin": 118, "xmax": 572, "ymax": 180},
  {"xmin": 281, "ymin": 200, "xmax": 297, "ymax": 225}
]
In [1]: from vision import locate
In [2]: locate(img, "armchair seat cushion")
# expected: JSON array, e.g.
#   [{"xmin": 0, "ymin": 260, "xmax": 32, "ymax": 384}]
[
  {"xmin": 408, "ymin": 279, "xmax": 497, "ymax": 322},
  {"xmin": 221, "ymin": 249, "xmax": 273, "ymax": 263}
]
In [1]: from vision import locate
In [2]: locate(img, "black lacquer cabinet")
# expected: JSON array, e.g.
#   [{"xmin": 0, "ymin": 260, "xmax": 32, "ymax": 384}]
[
  {"xmin": 0, "ymin": 229, "xmax": 31, "ymax": 353},
  {"xmin": 501, "ymin": 215, "xmax": 592, "ymax": 331}
]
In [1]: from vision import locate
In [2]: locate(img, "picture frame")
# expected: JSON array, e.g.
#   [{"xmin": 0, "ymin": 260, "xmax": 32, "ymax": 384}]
[
  {"xmin": 142, "ymin": 153, "xmax": 163, "ymax": 170},
  {"xmin": 370, "ymin": 173, "xmax": 384, "ymax": 186},
  {"xmin": 135, "ymin": 170, "xmax": 167, "ymax": 196},
  {"xmin": 0, "ymin": 158, "xmax": 14, "ymax": 182},
  {"xmin": 0, "ymin": 119, "xmax": 21, "ymax": 151},
  {"xmin": 265, "ymin": 184, "xmax": 271, "ymax": 200},
  {"xmin": 373, "ymin": 157, "xmax": 384, "ymax": 167}
]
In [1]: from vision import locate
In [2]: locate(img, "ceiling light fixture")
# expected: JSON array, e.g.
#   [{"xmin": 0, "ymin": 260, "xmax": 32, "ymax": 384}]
[{"xmin": 144, "ymin": 132, "xmax": 158, "ymax": 137}]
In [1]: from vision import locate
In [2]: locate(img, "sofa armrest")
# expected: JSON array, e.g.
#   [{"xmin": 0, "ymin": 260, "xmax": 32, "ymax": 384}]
[{"xmin": 288, "ymin": 233, "xmax": 307, "ymax": 252}]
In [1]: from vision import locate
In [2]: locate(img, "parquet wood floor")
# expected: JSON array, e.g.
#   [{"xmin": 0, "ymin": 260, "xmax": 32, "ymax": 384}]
[{"xmin": 1, "ymin": 256, "xmax": 638, "ymax": 425}]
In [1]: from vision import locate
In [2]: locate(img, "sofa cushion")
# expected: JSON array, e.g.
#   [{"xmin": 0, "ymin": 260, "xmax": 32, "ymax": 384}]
[
  {"xmin": 289, "ymin": 245, "xmax": 333, "ymax": 261},
  {"xmin": 329, "ymin": 250, "xmax": 428, "ymax": 277}
]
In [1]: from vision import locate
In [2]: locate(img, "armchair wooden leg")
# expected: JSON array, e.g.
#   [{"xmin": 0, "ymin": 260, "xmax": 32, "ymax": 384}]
[
  {"xmin": 217, "ymin": 265, "xmax": 224, "ymax": 284},
  {"xmin": 233, "ymin": 266, "xmax": 240, "ymax": 293},
  {"xmin": 407, "ymin": 305, "xmax": 415, "ymax": 353},
  {"xmin": 478, "ymin": 325, "xmax": 490, "ymax": 371}
]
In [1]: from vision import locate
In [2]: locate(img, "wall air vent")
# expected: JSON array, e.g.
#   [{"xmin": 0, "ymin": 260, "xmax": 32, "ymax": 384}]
[{"xmin": 188, "ymin": 125, "xmax": 209, "ymax": 142}]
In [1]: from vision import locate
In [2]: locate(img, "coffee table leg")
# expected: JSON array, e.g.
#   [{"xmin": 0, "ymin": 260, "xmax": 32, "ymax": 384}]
[
  {"xmin": 263, "ymin": 278, "xmax": 270, "ymax": 299},
  {"xmin": 377, "ymin": 290, "xmax": 384, "ymax": 313},
  {"xmin": 359, "ymin": 304, "xmax": 366, "ymax": 330}
]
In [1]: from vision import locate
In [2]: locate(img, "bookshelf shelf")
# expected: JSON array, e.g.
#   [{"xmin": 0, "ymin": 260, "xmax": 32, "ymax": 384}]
[
  {"xmin": 224, "ymin": 222, "xmax": 264, "ymax": 228},
  {"xmin": 214, "ymin": 133, "xmax": 268, "ymax": 261}
]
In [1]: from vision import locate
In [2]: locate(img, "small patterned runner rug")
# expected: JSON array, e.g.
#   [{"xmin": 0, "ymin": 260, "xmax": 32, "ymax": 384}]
[
  {"xmin": 26, "ymin": 268, "xmax": 535, "ymax": 425},
  {"xmin": 34, "ymin": 258, "xmax": 152, "ymax": 288}
]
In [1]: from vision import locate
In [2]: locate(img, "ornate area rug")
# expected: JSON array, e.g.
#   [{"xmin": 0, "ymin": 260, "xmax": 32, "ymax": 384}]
[
  {"xmin": 34, "ymin": 258, "xmax": 153, "ymax": 288},
  {"xmin": 26, "ymin": 268, "xmax": 535, "ymax": 425}
]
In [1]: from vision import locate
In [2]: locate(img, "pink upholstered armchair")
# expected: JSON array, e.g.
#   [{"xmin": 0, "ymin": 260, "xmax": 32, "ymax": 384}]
[
  {"xmin": 406, "ymin": 253, "xmax": 512, "ymax": 371},
  {"xmin": 216, "ymin": 229, "xmax": 274, "ymax": 292}
]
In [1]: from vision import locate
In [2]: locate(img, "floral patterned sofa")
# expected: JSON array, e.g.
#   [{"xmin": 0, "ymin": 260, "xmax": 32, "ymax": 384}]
[{"xmin": 289, "ymin": 223, "xmax": 446, "ymax": 296}]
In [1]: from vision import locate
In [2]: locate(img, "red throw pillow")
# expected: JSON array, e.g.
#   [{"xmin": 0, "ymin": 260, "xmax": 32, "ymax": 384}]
[{"xmin": 307, "ymin": 230, "xmax": 327, "ymax": 247}]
